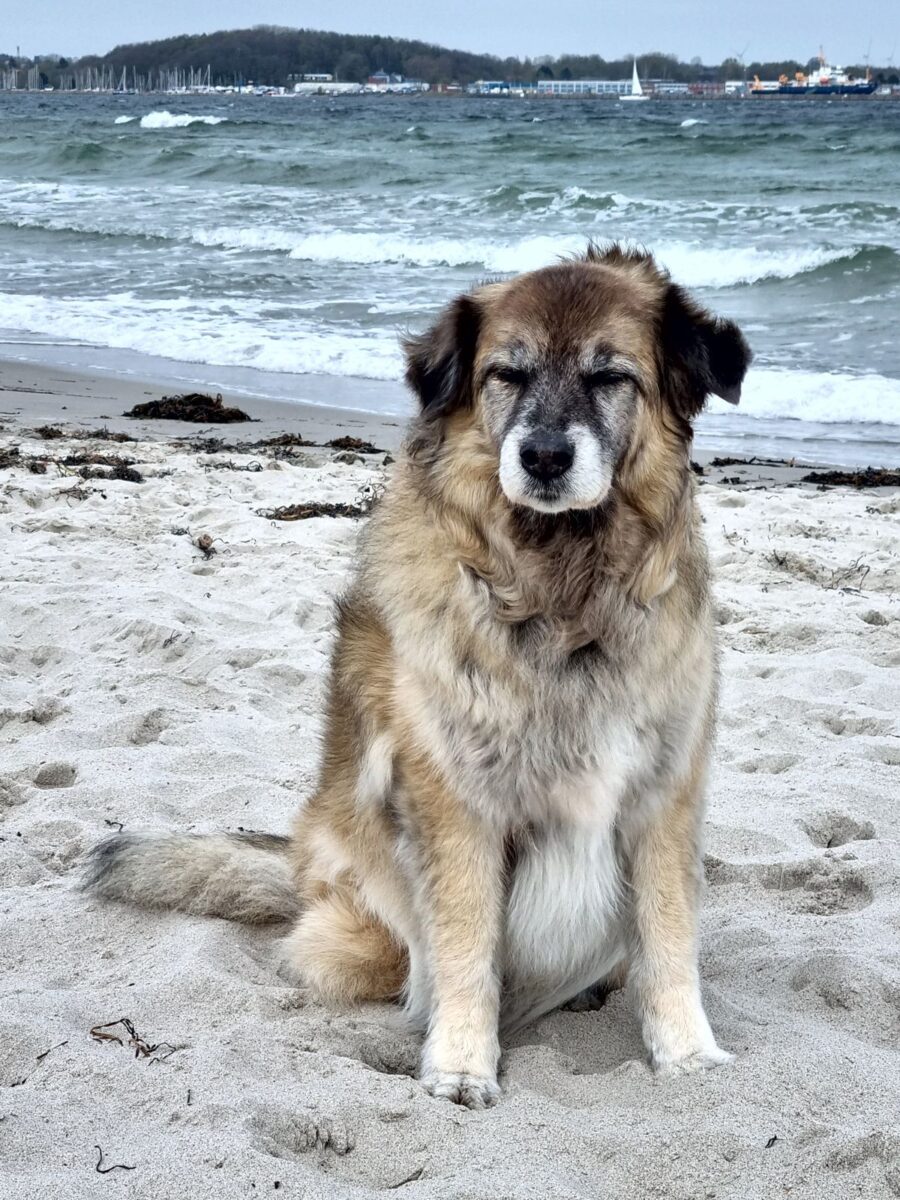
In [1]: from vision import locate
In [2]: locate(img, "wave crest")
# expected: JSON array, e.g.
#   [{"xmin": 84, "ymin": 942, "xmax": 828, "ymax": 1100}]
[
  {"xmin": 710, "ymin": 368, "xmax": 900, "ymax": 426},
  {"xmin": 139, "ymin": 111, "xmax": 226, "ymax": 129},
  {"xmin": 0, "ymin": 291, "xmax": 898, "ymax": 428},
  {"xmin": 189, "ymin": 226, "xmax": 876, "ymax": 288}
]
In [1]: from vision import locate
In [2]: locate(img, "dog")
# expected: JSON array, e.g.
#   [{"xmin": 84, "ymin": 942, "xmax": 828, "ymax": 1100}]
[{"xmin": 85, "ymin": 244, "xmax": 751, "ymax": 1109}]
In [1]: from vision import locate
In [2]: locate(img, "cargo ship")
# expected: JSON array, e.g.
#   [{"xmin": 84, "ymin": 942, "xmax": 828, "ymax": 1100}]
[{"xmin": 751, "ymin": 53, "xmax": 876, "ymax": 96}]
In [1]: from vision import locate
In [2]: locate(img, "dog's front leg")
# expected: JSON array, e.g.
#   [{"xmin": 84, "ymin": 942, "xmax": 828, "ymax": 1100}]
[
  {"xmin": 627, "ymin": 777, "xmax": 732, "ymax": 1075},
  {"xmin": 405, "ymin": 755, "xmax": 504, "ymax": 1109}
]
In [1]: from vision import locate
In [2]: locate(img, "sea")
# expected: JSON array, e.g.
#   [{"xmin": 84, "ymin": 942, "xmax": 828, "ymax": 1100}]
[{"xmin": 1, "ymin": 91, "xmax": 899, "ymax": 465}]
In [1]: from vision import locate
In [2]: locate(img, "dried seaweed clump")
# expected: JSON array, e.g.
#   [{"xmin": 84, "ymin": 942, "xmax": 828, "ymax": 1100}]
[
  {"xmin": 326, "ymin": 435, "xmax": 382, "ymax": 454},
  {"xmin": 800, "ymin": 467, "xmax": 900, "ymax": 489},
  {"xmin": 0, "ymin": 445, "xmax": 48, "ymax": 473},
  {"xmin": 78, "ymin": 463, "xmax": 144, "ymax": 483},
  {"xmin": 60, "ymin": 450, "xmax": 143, "ymax": 483},
  {"xmin": 257, "ymin": 432, "xmax": 315, "ymax": 449},
  {"xmin": 258, "ymin": 500, "xmax": 370, "ymax": 521},
  {"xmin": 123, "ymin": 393, "xmax": 252, "ymax": 423},
  {"xmin": 90, "ymin": 427, "xmax": 135, "ymax": 443}
]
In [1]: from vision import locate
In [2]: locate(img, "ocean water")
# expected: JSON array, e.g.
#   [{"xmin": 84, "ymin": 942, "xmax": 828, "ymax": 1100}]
[{"xmin": 1, "ymin": 92, "xmax": 899, "ymax": 464}]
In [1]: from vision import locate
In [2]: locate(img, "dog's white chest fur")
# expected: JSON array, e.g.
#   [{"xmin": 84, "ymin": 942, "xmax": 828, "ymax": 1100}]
[{"xmin": 503, "ymin": 796, "xmax": 626, "ymax": 1029}]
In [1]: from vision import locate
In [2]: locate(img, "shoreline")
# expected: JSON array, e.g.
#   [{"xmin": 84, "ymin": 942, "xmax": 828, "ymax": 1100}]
[
  {"xmin": 0, "ymin": 355, "xmax": 408, "ymax": 452},
  {"xmin": 5, "ymin": 352, "xmax": 900, "ymax": 488}
]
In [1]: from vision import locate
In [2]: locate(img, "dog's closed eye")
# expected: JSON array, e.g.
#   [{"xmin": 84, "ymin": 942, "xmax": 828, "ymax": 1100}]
[
  {"xmin": 583, "ymin": 370, "xmax": 635, "ymax": 392},
  {"xmin": 488, "ymin": 366, "xmax": 530, "ymax": 389}
]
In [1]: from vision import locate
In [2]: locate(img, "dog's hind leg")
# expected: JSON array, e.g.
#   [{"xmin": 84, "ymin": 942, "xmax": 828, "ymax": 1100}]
[{"xmin": 284, "ymin": 885, "xmax": 408, "ymax": 1004}]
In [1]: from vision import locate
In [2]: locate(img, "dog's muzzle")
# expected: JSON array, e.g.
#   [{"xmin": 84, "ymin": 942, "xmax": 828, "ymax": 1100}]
[{"xmin": 499, "ymin": 421, "xmax": 612, "ymax": 514}]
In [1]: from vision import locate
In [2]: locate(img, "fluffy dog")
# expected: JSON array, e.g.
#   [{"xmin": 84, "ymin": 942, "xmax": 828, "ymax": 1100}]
[{"xmin": 86, "ymin": 244, "xmax": 751, "ymax": 1109}]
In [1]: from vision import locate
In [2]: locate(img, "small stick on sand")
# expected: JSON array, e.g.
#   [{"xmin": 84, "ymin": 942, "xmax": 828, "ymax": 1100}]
[
  {"xmin": 94, "ymin": 1145, "xmax": 136, "ymax": 1174},
  {"xmin": 35, "ymin": 1040, "xmax": 68, "ymax": 1063}
]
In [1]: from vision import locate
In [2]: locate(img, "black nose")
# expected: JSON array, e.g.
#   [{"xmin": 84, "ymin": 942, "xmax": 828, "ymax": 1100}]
[{"xmin": 519, "ymin": 430, "xmax": 575, "ymax": 482}]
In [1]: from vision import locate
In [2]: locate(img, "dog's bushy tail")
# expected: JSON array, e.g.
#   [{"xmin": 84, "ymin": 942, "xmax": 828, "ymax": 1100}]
[{"xmin": 82, "ymin": 831, "xmax": 298, "ymax": 924}]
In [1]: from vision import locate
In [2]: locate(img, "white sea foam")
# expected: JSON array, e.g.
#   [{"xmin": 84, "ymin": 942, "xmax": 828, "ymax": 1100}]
[
  {"xmin": 654, "ymin": 242, "xmax": 855, "ymax": 289},
  {"xmin": 113, "ymin": 116, "xmax": 136, "ymax": 125},
  {"xmin": 189, "ymin": 226, "xmax": 858, "ymax": 288},
  {"xmin": 1, "ymin": 291, "xmax": 898, "ymax": 426},
  {"xmin": 680, "ymin": 118, "xmax": 708, "ymax": 128},
  {"xmin": 711, "ymin": 368, "xmax": 900, "ymax": 426},
  {"xmin": 0, "ymin": 292, "xmax": 400, "ymax": 380},
  {"xmin": 139, "ymin": 111, "xmax": 226, "ymax": 129}
]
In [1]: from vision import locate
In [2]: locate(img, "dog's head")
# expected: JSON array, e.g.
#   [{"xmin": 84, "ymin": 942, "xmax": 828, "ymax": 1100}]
[{"xmin": 404, "ymin": 245, "xmax": 751, "ymax": 515}]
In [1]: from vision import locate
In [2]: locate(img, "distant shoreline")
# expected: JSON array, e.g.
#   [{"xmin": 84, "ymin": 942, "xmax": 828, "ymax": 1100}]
[{"xmin": 8, "ymin": 89, "xmax": 900, "ymax": 101}]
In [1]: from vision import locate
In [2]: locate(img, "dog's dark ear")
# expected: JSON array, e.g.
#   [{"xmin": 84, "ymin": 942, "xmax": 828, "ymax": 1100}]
[
  {"xmin": 404, "ymin": 295, "xmax": 481, "ymax": 420},
  {"xmin": 661, "ymin": 284, "xmax": 751, "ymax": 421}
]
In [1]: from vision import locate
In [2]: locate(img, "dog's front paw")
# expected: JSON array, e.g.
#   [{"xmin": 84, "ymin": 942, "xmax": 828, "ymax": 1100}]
[
  {"xmin": 653, "ymin": 1044, "xmax": 734, "ymax": 1076},
  {"xmin": 421, "ymin": 1069, "xmax": 500, "ymax": 1110}
]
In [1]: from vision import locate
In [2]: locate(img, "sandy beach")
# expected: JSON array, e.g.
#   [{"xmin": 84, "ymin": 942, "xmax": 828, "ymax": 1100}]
[{"xmin": 1, "ymin": 362, "xmax": 899, "ymax": 1199}]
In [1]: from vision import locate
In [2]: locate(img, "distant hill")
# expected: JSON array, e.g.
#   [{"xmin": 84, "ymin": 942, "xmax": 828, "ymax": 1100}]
[
  {"xmin": 47, "ymin": 27, "xmax": 766, "ymax": 88},
  {"xmin": 73, "ymin": 25, "xmax": 536, "ymax": 87}
]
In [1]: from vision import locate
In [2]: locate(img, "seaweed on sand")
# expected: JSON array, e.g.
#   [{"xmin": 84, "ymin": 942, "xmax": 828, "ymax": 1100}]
[
  {"xmin": 90, "ymin": 1016, "xmax": 176, "ymax": 1062},
  {"xmin": 123, "ymin": 393, "xmax": 253, "ymax": 423},
  {"xmin": 326, "ymin": 435, "xmax": 383, "ymax": 454},
  {"xmin": 0, "ymin": 445, "xmax": 48, "ymax": 473},
  {"xmin": 0, "ymin": 443, "xmax": 142, "ymax": 481},
  {"xmin": 800, "ymin": 467, "xmax": 900, "ymax": 489},
  {"xmin": 257, "ymin": 500, "xmax": 370, "ymax": 521},
  {"xmin": 256, "ymin": 432, "xmax": 315, "ymax": 449},
  {"xmin": 77, "ymin": 463, "xmax": 144, "ymax": 483},
  {"xmin": 90, "ymin": 427, "xmax": 135, "ymax": 443},
  {"xmin": 60, "ymin": 450, "xmax": 144, "ymax": 483},
  {"xmin": 258, "ymin": 479, "xmax": 381, "ymax": 522},
  {"xmin": 709, "ymin": 455, "xmax": 802, "ymax": 468},
  {"xmin": 62, "ymin": 451, "xmax": 137, "ymax": 468}
]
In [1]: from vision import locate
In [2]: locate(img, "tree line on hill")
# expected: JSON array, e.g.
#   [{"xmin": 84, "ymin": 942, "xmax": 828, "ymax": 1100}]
[{"xmin": 4, "ymin": 26, "xmax": 899, "ymax": 88}]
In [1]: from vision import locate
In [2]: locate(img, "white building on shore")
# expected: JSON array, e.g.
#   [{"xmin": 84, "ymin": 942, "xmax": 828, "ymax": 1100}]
[
  {"xmin": 536, "ymin": 78, "xmax": 633, "ymax": 96},
  {"xmin": 293, "ymin": 80, "xmax": 363, "ymax": 95}
]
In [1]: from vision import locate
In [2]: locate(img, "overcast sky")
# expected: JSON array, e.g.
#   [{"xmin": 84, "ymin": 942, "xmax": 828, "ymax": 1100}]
[{"xmin": 6, "ymin": 0, "xmax": 896, "ymax": 64}]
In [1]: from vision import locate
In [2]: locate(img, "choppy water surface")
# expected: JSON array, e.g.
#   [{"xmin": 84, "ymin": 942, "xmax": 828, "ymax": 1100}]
[{"xmin": 1, "ymin": 93, "xmax": 899, "ymax": 462}]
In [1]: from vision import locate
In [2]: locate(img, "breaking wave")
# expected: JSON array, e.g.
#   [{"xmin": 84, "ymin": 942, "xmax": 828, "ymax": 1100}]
[
  {"xmin": 139, "ymin": 111, "xmax": 227, "ymax": 129},
  {"xmin": 0, "ymin": 291, "xmax": 401, "ymax": 381},
  {"xmin": 710, "ymin": 368, "xmax": 900, "ymax": 426},
  {"xmin": 1, "ymin": 290, "xmax": 898, "ymax": 427},
  {"xmin": 188, "ymin": 226, "xmax": 875, "ymax": 288}
]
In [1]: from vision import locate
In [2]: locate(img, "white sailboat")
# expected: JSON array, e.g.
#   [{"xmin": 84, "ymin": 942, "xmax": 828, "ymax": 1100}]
[{"xmin": 621, "ymin": 59, "xmax": 649, "ymax": 102}]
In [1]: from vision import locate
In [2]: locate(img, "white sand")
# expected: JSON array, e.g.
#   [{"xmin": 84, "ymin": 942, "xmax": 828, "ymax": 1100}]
[{"xmin": 1, "ymin": 420, "xmax": 898, "ymax": 1199}]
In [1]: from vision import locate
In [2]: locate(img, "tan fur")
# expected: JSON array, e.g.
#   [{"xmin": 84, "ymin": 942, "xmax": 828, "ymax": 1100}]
[{"xmin": 85, "ymin": 246, "xmax": 750, "ymax": 1108}]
